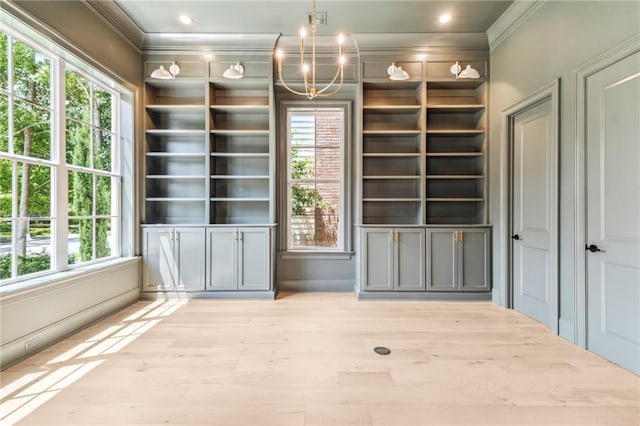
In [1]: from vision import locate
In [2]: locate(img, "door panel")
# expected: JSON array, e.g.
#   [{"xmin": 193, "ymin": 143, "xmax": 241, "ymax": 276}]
[
  {"xmin": 208, "ymin": 228, "xmax": 237, "ymax": 290},
  {"xmin": 142, "ymin": 228, "xmax": 175, "ymax": 290},
  {"xmin": 174, "ymin": 227, "xmax": 205, "ymax": 291},
  {"xmin": 238, "ymin": 228, "xmax": 270, "ymax": 290},
  {"xmin": 395, "ymin": 229, "xmax": 425, "ymax": 291},
  {"xmin": 426, "ymin": 229, "xmax": 457, "ymax": 291},
  {"xmin": 459, "ymin": 229, "xmax": 490, "ymax": 292},
  {"xmin": 512, "ymin": 99, "xmax": 554, "ymax": 328},
  {"xmin": 586, "ymin": 51, "xmax": 640, "ymax": 374},
  {"xmin": 362, "ymin": 229, "xmax": 393, "ymax": 291}
]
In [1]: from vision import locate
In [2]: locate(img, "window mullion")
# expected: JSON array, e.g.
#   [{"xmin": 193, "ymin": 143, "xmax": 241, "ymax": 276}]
[
  {"xmin": 54, "ymin": 59, "xmax": 68, "ymax": 271},
  {"xmin": 7, "ymin": 34, "xmax": 17, "ymax": 278}
]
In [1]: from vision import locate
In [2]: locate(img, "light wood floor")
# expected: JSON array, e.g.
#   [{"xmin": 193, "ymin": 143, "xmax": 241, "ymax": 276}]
[{"xmin": 1, "ymin": 292, "xmax": 638, "ymax": 425}]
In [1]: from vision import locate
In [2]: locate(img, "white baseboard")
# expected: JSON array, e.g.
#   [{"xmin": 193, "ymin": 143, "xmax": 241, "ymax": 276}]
[{"xmin": 559, "ymin": 317, "xmax": 575, "ymax": 343}]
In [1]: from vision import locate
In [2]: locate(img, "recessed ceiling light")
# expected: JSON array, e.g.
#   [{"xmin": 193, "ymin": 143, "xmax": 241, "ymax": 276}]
[
  {"xmin": 179, "ymin": 14, "xmax": 193, "ymax": 25},
  {"xmin": 439, "ymin": 13, "xmax": 452, "ymax": 24}
]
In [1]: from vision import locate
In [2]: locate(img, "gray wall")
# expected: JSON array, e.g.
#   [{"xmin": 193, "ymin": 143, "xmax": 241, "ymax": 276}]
[
  {"xmin": 489, "ymin": 1, "xmax": 640, "ymax": 341},
  {"xmin": 6, "ymin": 0, "xmax": 142, "ymax": 87}
]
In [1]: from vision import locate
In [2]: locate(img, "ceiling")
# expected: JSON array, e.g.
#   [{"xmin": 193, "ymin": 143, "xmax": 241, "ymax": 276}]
[{"xmin": 110, "ymin": 0, "xmax": 513, "ymax": 36}]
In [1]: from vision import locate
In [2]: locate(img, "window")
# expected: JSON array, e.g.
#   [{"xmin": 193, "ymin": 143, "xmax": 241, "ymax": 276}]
[
  {"xmin": 287, "ymin": 108, "xmax": 345, "ymax": 250},
  {"xmin": 0, "ymin": 25, "xmax": 125, "ymax": 285},
  {"xmin": 65, "ymin": 70, "xmax": 118, "ymax": 264}
]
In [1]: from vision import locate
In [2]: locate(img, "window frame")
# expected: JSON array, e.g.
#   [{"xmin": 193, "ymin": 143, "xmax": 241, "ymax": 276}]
[
  {"xmin": 279, "ymin": 101, "xmax": 352, "ymax": 255},
  {"xmin": 0, "ymin": 21, "xmax": 126, "ymax": 286}
]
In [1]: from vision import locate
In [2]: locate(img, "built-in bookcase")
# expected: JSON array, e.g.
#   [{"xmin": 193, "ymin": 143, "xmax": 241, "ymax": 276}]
[
  {"xmin": 426, "ymin": 79, "xmax": 486, "ymax": 224},
  {"xmin": 144, "ymin": 79, "xmax": 208, "ymax": 224},
  {"xmin": 209, "ymin": 81, "xmax": 271, "ymax": 224},
  {"xmin": 359, "ymin": 60, "xmax": 487, "ymax": 226},
  {"xmin": 361, "ymin": 81, "xmax": 424, "ymax": 225},
  {"xmin": 143, "ymin": 78, "xmax": 274, "ymax": 226}
]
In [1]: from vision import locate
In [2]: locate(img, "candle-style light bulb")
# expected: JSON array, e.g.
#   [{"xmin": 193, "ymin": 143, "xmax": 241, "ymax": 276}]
[{"xmin": 300, "ymin": 27, "xmax": 307, "ymax": 38}]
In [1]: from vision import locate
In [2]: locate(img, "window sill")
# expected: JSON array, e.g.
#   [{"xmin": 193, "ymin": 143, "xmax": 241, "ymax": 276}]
[
  {"xmin": 279, "ymin": 251, "xmax": 354, "ymax": 260},
  {"xmin": 0, "ymin": 257, "xmax": 139, "ymax": 298}
]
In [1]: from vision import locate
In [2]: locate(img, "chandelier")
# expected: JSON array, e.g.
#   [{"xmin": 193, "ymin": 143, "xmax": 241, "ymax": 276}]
[{"xmin": 275, "ymin": 0, "xmax": 345, "ymax": 99}]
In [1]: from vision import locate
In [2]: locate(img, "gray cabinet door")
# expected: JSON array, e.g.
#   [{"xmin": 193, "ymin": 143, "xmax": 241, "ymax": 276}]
[
  {"xmin": 426, "ymin": 229, "xmax": 457, "ymax": 291},
  {"xmin": 174, "ymin": 227, "xmax": 205, "ymax": 291},
  {"xmin": 459, "ymin": 228, "xmax": 490, "ymax": 292},
  {"xmin": 142, "ymin": 228, "xmax": 175, "ymax": 290},
  {"xmin": 427, "ymin": 228, "xmax": 491, "ymax": 292},
  {"xmin": 395, "ymin": 229, "xmax": 425, "ymax": 291},
  {"xmin": 238, "ymin": 228, "xmax": 270, "ymax": 291},
  {"xmin": 208, "ymin": 228, "xmax": 237, "ymax": 290},
  {"xmin": 362, "ymin": 229, "xmax": 394, "ymax": 291}
]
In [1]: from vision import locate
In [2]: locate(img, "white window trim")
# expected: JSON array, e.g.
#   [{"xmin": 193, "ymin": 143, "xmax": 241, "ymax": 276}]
[{"xmin": 278, "ymin": 101, "xmax": 353, "ymax": 255}]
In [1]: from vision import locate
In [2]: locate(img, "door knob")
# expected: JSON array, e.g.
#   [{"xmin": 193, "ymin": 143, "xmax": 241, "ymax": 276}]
[
  {"xmin": 511, "ymin": 234, "xmax": 520, "ymax": 240},
  {"xmin": 586, "ymin": 244, "xmax": 602, "ymax": 253}
]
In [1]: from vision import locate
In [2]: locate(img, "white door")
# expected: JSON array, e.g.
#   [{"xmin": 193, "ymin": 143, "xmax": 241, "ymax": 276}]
[
  {"xmin": 512, "ymin": 99, "xmax": 556, "ymax": 329},
  {"xmin": 586, "ymin": 51, "xmax": 640, "ymax": 374}
]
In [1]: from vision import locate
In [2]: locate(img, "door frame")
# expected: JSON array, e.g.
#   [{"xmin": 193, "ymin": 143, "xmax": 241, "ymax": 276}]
[
  {"xmin": 501, "ymin": 79, "xmax": 560, "ymax": 334},
  {"xmin": 573, "ymin": 34, "xmax": 640, "ymax": 349}
]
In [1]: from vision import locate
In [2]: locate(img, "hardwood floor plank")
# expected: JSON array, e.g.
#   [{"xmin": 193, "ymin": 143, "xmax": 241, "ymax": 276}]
[{"xmin": 0, "ymin": 293, "xmax": 637, "ymax": 425}]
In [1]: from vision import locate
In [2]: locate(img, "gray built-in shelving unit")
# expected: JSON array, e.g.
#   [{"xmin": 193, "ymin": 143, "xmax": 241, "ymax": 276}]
[
  {"xmin": 142, "ymin": 56, "xmax": 276, "ymax": 297},
  {"xmin": 358, "ymin": 57, "xmax": 491, "ymax": 298},
  {"xmin": 360, "ymin": 60, "xmax": 487, "ymax": 226}
]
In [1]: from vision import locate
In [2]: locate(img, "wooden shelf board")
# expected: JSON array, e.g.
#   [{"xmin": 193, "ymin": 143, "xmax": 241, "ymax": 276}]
[
  {"xmin": 426, "ymin": 198, "xmax": 484, "ymax": 202},
  {"xmin": 146, "ymin": 153, "xmax": 206, "ymax": 157},
  {"xmin": 146, "ymin": 129, "xmax": 207, "ymax": 135},
  {"xmin": 426, "ymin": 129, "xmax": 484, "ymax": 135},
  {"xmin": 146, "ymin": 104, "xmax": 206, "ymax": 110},
  {"xmin": 210, "ymin": 198, "xmax": 270, "ymax": 202},
  {"xmin": 210, "ymin": 105, "xmax": 269, "ymax": 112},
  {"xmin": 210, "ymin": 153, "xmax": 269, "ymax": 157},
  {"xmin": 210, "ymin": 175, "xmax": 270, "ymax": 180},
  {"xmin": 146, "ymin": 197, "xmax": 206, "ymax": 202},
  {"xmin": 363, "ymin": 130, "xmax": 421, "ymax": 135},
  {"xmin": 363, "ymin": 153, "xmax": 421, "ymax": 158},
  {"xmin": 426, "ymin": 104, "xmax": 485, "ymax": 110},
  {"xmin": 362, "ymin": 175, "xmax": 421, "ymax": 180},
  {"xmin": 210, "ymin": 129, "xmax": 270, "ymax": 135},
  {"xmin": 362, "ymin": 175, "xmax": 420, "ymax": 180},
  {"xmin": 363, "ymin": 198, "xmax": 421, "ymax": 202},
  {"xmin": 146, "ymin": 175, "xmax": 206, "ymax": 179},
  {"xmin": 426, "ymin": 153, "xmax": 484, "ymax": 157},
  {"xmin": 426, "ymin": 175, "xmax": 485, "ymax": 179},
  {"xmin": 363, "ymin": 105, "xmax": 421, "ymax": 111}
]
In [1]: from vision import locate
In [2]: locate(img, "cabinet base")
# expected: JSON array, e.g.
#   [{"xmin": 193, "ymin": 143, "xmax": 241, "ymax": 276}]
[
  {"xmin": 140, "ymin": 290, "xmax": 277, "ymax": 300},
  {"xmin": 357, "ymin": 291, "xmax": 491, "ymax": 301}
]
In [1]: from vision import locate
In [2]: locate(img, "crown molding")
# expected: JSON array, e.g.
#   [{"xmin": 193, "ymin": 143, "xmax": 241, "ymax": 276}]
[
  {"xmin": 351, "ymin": 33, "xmax": 489, "ymax": 53},
  {"xmin": 487, "ymin": 0, "xmax": 546, "ymax": 52},
  {"xmin": 82, "ymin": 0, "xmax": 144, "ymax": 51},
  {"xmin": 141, "ymin": 33, "xmax": 281, "ymax": 53}
]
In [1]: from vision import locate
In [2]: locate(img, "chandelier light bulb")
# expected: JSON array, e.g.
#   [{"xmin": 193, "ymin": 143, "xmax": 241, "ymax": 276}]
[
  {"xmin": 439, "ymin": 13, "xmax": 452, "ymax": 24},
  {"xmin": 302, "ymin": 63, "xmax": 310, "ymax": 74},
  {"xmin": 300, "ymin": 27, "xmax": 307, "ymax": 38},
  {"xmin": 338, "ymin": 34, "xmax": 344, "ymax": 45},
  {"xmin": 339, "ymin": 56, "xmax": 346, "ymax": 65}
]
